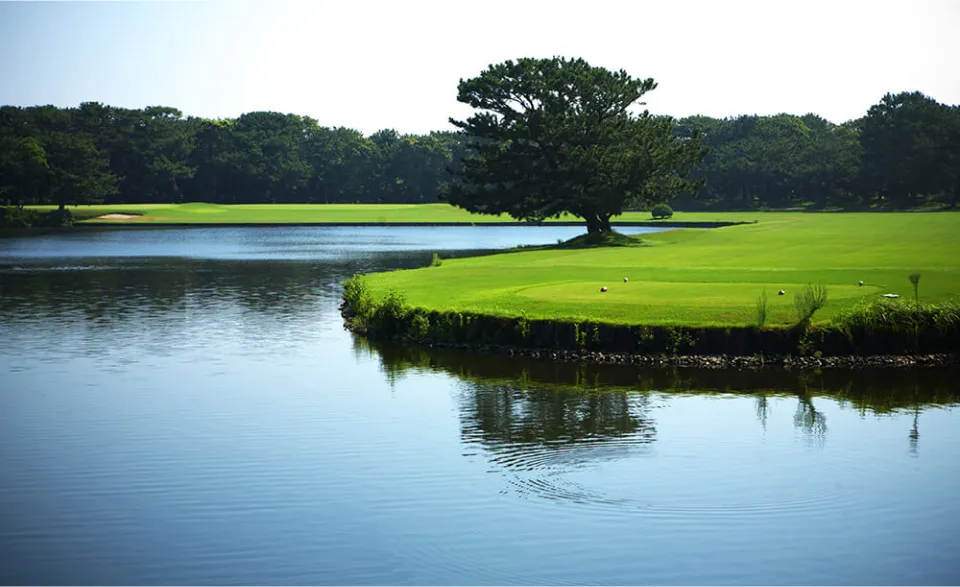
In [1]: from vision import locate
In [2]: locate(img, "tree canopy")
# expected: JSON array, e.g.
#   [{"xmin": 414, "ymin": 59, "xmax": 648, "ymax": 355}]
[{"xmin": 443, "ymin": 57, "xmax": 707, "ymax": 232}]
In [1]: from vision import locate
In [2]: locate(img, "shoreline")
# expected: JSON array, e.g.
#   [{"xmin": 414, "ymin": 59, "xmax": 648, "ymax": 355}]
[
  {"xmin": 410, "ymin": 339, "xmax": 960, "ymax": 369},
  {"xmin": 76, "ymin": 220, "xmax": 749, "ymax": 228},
  {"xmin": 339, "ymin": 301, "xmax": 960, "ymax": 369}
]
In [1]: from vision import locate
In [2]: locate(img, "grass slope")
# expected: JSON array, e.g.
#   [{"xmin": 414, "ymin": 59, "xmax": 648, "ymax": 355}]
[
  {"xmin": 27, "ymin": 202, "xmax": 764, "ymax": 225},
  {"xmin": 361, "ymin": 213, "xmax": 960, "ymax": 327}
]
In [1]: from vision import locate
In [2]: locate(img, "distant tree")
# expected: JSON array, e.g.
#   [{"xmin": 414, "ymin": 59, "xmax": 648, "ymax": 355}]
[
  {"xmin": 0, "ymin": 133, "xmax": 48, "ymax": 206},
  {"xmin": 42, "ymin": 131, "xmax": 118, "ymax": 208},
  {"xmin": 857, "ymin": 91, "xmax": 960, "ymax": 208},
  {"xmin": 444, "ymin": 57, "xmax": 706, "ymax": 233}
]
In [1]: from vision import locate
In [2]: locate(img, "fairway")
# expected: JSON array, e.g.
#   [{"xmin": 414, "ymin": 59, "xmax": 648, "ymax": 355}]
[
  {"xmin": 359, "ymin": 212, "xmax": 960, "ymax": 327},
  {"xmin": 27, "ymin": 203, "xmax": 764, "ymax": 225}
]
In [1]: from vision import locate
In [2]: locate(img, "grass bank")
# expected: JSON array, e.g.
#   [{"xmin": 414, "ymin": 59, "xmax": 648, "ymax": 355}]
[
  {"xmin": 344, "ymin": 212, "xmax": 960, "ymax": 357},
  {"xmin": 26, "ymin": 202, "xmax": 759, "ymax": 226}
]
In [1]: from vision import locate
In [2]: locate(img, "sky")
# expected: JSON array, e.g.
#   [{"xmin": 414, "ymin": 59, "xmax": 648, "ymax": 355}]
[{"xmin": 1, "ymin": 0, "xmax": 958, "ymax": 135}]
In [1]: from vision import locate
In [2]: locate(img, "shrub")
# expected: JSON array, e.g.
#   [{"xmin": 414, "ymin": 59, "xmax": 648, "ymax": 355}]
[
  {"xmin": 0, "ymin": 207, "xmax": 73, "ymax": 228},
  {"xmin": 371, "ymin": 290, "xmax": 411, "ymax": 338},
  {"xmin": 756, "ymin": 289, "xmax": 768, "ymax": 327},
  {"xmin": 794, "ymin": 283, "xmax": 828, "ymax": 325},
  {"xmin": 342, "ymin": 275, "xmax": 374, "ymax": 328},
  {"xmin": 430, "ymin": 253, "xmax": 443, "ymax": 267},
  {"xmin": 908, "ymin": 272, "xmax": 921, "ymax": 307},
  {"xmin": 406, "ymin": 310, "xmax": 431, "ymax": 343},
  {"xmin": 40, "ymin": 207, "xmax": 74, "ymax": 227},
  {"xmin": 651, "ymin": 203, "xmax": 673, "ymax": 219},
  {"xmin": 835, "ymin": 298, "xmax": 960, "ymax": 335},
  {"xmin": 0, "ymin": 207, "xmax": 39, "ymax": 228}
]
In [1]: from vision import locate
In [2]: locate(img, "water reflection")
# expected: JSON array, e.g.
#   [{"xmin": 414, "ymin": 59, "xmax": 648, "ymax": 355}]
[
  {"xmin": 357, "ymin": 338, "xmax": 960, "ymax": 455},
  {"xmin": 0, "ymin": 253, "xmax": 430, "ymax": 319}
]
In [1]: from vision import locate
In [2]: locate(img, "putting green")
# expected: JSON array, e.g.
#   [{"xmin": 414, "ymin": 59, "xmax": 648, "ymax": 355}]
[{"xmin": 517, "ymin": 281, "xmax": 871, "ymax": 304}]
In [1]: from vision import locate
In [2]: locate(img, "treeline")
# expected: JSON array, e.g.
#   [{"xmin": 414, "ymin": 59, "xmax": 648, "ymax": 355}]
[
  {"xmin": 1, "ymin": 91, "xmax": 958, "ymax": 211},
  {"xmin": 675, "ymin": 91, "xmax": 960, "ymax": 210},
  {"xmin": 0, "ymin": 103, "xmax": 469, "ymax": 208}
]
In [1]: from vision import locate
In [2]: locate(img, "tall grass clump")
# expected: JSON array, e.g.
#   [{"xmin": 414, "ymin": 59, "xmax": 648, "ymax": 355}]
[
  {"xmin": 431, "ymin": 253, "xmax": 443, "ymax": 267},
  {"xmin": 794, "ymin": 283, "xmax": 828, "ymax": 325},
  {"xmin": 756, "ymin": 289, "xmax": 768, "ymax": 327},
  {"xmin": 833, "ymin": 297, "xmax": 960, "ymax": 353},
  {"xmin": 909, "ymin": 272, "xmax": 921, "ymax": 307}
]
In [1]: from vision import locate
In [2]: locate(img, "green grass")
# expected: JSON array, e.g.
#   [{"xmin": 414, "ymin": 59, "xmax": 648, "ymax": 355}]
[
  {"xmin": 25, "ymin": 203, "xmax": 765, "ymax": 225},
  {"xmin": 359, "ymin": 212, "xmax": 960, "ymax": 327}
]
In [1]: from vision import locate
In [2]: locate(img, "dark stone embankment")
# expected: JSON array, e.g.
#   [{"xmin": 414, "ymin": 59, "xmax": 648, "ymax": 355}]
[
  {"xmin": 416, "ymin": 341, "xmax": 959, "ymax": 369},
  {"xmin": 340, "ymin": 301, "xmax": 960, "ymax": 370}
]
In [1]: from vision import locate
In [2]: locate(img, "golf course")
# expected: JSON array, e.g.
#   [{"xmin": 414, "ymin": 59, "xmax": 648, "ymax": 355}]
[
  {"xmin": 24, "ymin": 203, "xmax": 753, "ymax": 225},
  {"xmin": 351, "ymin": 211, "xmax": 960, "ymax": 328}
]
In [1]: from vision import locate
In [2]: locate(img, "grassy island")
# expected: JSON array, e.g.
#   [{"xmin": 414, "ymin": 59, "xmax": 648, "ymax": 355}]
[{"xmin": 344, "ymin": 212, "xmax": 960, "ymax": 358}]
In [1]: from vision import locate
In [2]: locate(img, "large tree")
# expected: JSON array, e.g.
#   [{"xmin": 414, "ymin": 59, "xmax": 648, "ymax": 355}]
[
  {"xmin": 444, "ymin": 57, "xmax": 706, "ymax": 233},
  {"xmin": 856, "ymin": 92, "xmax": 960, "ymax": 208}
]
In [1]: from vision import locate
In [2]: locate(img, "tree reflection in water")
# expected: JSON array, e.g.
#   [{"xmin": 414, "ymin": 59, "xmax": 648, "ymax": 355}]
[{"xmin": 358, "ymin": 337, "xmax": 960, "ymax": 460}]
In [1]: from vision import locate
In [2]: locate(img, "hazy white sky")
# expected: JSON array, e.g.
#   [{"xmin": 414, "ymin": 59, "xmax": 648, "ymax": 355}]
[{"xmin": 1, "ymin": 0, "xmax": 958, "ymax": 134}]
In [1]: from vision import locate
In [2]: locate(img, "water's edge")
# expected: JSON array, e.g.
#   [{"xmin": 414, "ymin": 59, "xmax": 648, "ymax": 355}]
[
  {"xmin": 341, "ymin": 303, "xmax": 960, "ymax": 367},
  {"xmin": 75, "ymin": 220, "xmax": 749, "ymax": 228}
]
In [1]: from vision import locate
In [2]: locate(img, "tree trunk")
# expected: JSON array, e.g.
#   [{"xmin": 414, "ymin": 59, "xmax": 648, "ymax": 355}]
[
  {"xmin": 598, "ymin": 213, "xmax": 612, "ymax": 232},
  {"xmin": 584, "ymin": 214, "xmax": 600, "ymax": 234},
  {"xmin": 583, "ymin": 211, "xmax": 613, "ymax": 234}
]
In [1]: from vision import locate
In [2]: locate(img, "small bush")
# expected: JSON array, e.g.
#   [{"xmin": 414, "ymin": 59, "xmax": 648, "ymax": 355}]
[
  {"xmin": 0, "ymin": 207, "xmax": 73, "ymax": 228},
  {"xmin": 406, "ymin": 311, "xmax": 431, "ymax": 343},
  {"xmin": 342, "ymin": 276, "xmax": 374, "ymax": 328},
  {"xmin": 371, "ymin": 290, "xmax": 411, "ymax": 338},
  {"xmin": 40, "ymin": 207, "xmax": 74, "ymax": 227},
  {"xmin": 0, "ymin": 207, "xmax": 39, "ymax": 228},
  {"xmin": 756, "ymin": 289, "xmax": 768, "ymax": 327},
  {"xmin": 430, "ymin": 253, "xmax": 443, "ymax": 267},
  {"xmin": 651, "ymin": 203, "xmax": 674, "ymax": 219},
  {"xmin": 794, "ymin": 283, "xmax": 828, "ymax": 325},
  {"xmin": 908, "ymin": 272, "xmax": 921, "ymax": 307}
]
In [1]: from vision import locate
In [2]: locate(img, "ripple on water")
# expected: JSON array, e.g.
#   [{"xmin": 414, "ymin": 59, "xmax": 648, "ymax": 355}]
[{"xmin": 473, "ymin": 431, "xmax": 864, "ymax": 523}]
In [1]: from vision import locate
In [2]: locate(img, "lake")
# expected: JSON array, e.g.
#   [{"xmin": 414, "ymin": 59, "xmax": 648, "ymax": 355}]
[{"xmin": 1, "ymin": 226, "xmax": 958, "ymax": 585}]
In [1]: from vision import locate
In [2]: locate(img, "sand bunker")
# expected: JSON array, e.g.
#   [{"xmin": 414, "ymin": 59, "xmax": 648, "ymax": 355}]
[{"xmin": 96, "ymin": 214, "xmax": 139, "ymax": 220}]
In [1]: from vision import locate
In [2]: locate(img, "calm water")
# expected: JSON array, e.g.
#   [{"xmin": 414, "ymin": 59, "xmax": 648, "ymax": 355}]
[{"xmin": 1, "ymin": 226, "xmax": 958, "ymax": 585}]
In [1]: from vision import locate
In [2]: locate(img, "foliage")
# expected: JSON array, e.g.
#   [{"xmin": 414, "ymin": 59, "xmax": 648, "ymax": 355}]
[
  {"xmin": 431, "ymin": 253, "xmax": 443, "ymax": 267},
  {"xmin": 1, "ymin": 88, "xmax": 958, "ymax": 211},
  {"xmin": 756, "ymin": 290, "xmax": 768, "ymax": 327},
  {"xmin": 444, "ymin": 57, "xmax": 706, "ymax": 233},
  {"xmin": 651, "ymin": 203, "xmax": 673, "ymax": 219},
  {"xmin": 909, "ymin": 272, "xmax": 921, "ymax": 307},
  {"xmin": 0, "ymin": 206, "xmax": 72, "ymax": 228},
  {"xmin": 856, "ymin": 92, "xmax": 960, "ymax": 209},
  {"xmin": 0, "ymin": 206, "xmax": 38, "ymax": 228},
  {"xmin": 0, "ymin": 103, "xmax": 465, "ymax": 208},
  {"xmin": 676, "ymin": 94, "xmax": 960, "ymax": 211},
  {"xmin": 342, "ymin": 275, "xmax": 374, "ymax": 329},
  {"xmin": 370, "ymin": 290, "xmax": 411, "ymax": 338},
  {"xmin": 794, "ymin": 283, "xmax": 828, "ymax": 325},
  {"xmin": 834, "ymin": 298, "xmax": 960, "ymax": 336}
]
